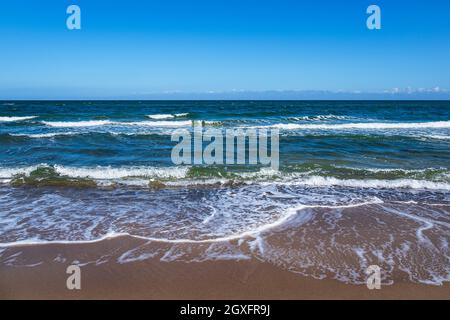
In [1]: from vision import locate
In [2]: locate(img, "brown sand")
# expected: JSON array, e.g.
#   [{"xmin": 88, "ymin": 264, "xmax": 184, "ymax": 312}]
[{"xmin": 1, "ymin": 237, "xmax": 449, "ymax": 300}]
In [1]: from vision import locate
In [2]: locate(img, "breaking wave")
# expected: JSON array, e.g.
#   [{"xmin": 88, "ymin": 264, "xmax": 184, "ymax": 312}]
[
  {"xmin": 0, "ymin": 116, "xmax": 37, "ymax": 122},
  {"xmin": 42, "ymin": 120, "xmax": 192, "ymax": 128},
  {"xmin": 288, "ymin": 114, "xmax": 356, "ymax": 121},
  {"xmin": 42, "ymin": 120, "xmax": 113, "ymax": 127},
  {"xmin": 268, "ymin": 120, "xmax": 450, "ymax": 130},
  {"xmin": 147, "ymin": 113, "xmax": 189, "ymax": 119},
  {"xmin": 0, "ymin": 164, "xmax": 448, "ymax": 190}
]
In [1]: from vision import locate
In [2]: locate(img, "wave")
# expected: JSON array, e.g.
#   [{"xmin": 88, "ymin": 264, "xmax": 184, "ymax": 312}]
[
  {"xmin": 26, "ymin": 119, "xmax": 450, "ymax": 132},
  {"xmin": 42, "ymin": 120, "xmax": 192, "ymax": 128},
  {"xmin": 7, "ymin": 131, "xmax": 173, "ymax": 140},
  {"xmin": 420, "ymin": 135, "xmax": 450, "ymax": 141},
  {"xmin": 268, "ymin": 120, "xmax": 450, "ymax": 130},
  {"xmin": 43, "ymin": 120, "xmax": 113, "ymax": 127},
  {"xmin": 0, "ymin": 200, "xmax": 383, "ymax": 248},
  {"xmin": 10, "ymin": 132, "xmax": 79, "ymax": 139},
  {"xmin": 5, "ymin": 130, "xmax": 450, "ymax": 142},
  {"xmin": 0, "ymin": 164, "xmax": 188, "ymax": 184},
  {"xmin": 280, "ymin": 176, "xmax": 450, "ymax": 190},
  {"xmin": 0, "ymin": 116, "xmax": 37, "ymax": 122},
  {"xmin": 148, "ymin": 114, "xmax": 175, "ymax": 119},
  {"xmin": 289, "ymin": 114, "xmax": 354, "ymax": 121},
  {"xmin": 126, "ymin": 120, "xmax": 192, "ymax": 127},
  {"xmin": 0, "ymin": 166, "xmax": 39, "ymax": 179},
  {"xmin": 147, "ymin": 113, "xmax": 189, "ymax": 119},
  {"xmin": 1, "ymin": 164, "xmax": 449, "ymax": 190},
  {"xmin": 53, "ymin": 165, "xmax": 188, "ymax": 180}
]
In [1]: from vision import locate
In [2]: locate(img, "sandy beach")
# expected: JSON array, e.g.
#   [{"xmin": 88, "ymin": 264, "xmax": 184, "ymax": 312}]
[{"xmin": 1, "ymin": 236, "xmax": 449, "ymax": 300}]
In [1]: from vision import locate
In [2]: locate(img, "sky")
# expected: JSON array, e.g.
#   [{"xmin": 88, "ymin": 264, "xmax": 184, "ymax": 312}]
[{"xmin": 0, "ymin": 0, "xmax": 449, "ymax": 99}]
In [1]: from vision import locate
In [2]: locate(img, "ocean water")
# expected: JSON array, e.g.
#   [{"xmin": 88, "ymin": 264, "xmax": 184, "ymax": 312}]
[{"xmin": 0, "ymin": 100, "xmax": 449, "ymax": 285}]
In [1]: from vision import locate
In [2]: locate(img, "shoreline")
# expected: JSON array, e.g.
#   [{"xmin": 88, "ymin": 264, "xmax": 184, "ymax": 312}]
[{"xmin": 1, "ymin": 238, "xmax": 449, "ymax": 300}]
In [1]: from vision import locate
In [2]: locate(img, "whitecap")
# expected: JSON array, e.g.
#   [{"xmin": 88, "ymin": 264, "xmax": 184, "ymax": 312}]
[
  {"xmin": 53, "ymin": 165, "xmax": 189, "ymax": 180},
  {"xmin": 125, "ymin": 120, "xmax": 192, "ymax": 127},
  {"xmin": 0, "ymin": 116, "xmax": 37, "ymax": 122},
  {"xmin": 290, "ymin": 114, "xmax": 354, "ymax": 121},
  {"xmin": 147, "ymin": 114, "xmax": 175, "ymax": 120},
  {"xmin": 147, "ymin": 113, "xmax": 190, "ymax": 120},
  {"xmin": 10, "ymin": 132, "xmax": 78, "ymax": 138},
  {"xmin": 43, "ymin": 120, "xmax": 113, "ymax": 127},
  {"xmin": 42, "ymin": 120, "xmax": 192, "ymax": 128},
  {"xmin": 269, "ymin": 120, "xmax": 450, "ymax": 130},
  {"xmin": 280, "ymin": 176, "xmax": 450, "ymax": 190}
]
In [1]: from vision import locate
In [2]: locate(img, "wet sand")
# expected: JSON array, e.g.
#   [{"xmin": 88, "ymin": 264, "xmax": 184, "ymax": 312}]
[{"xmin": 1, "ymin": 237, "xmax": 449, "ymax": 300}]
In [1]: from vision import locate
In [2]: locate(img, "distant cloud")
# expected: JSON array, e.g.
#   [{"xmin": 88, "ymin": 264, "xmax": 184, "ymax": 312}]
[
  {"xmin": 126, "ymin": 87, "xmax": 450, "ymax": 100},
  {"xmin": 383, "ymin": 86, "xmax": 449, "ymax": 95},
  {"xmin": 2, "ymin": 87, "xmax": 449, "ymax": 100}
]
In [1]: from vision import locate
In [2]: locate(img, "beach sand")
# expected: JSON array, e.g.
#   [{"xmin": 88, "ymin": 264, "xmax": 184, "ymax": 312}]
[{"xmin": 1, "ymin": 236, "xmax": 449, "ymax": 300}]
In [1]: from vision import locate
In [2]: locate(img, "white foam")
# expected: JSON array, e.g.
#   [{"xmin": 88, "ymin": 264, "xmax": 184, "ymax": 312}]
[
  {"xmin": 42, "ymin": 120, "xmax": 192, "ymax": 128},
  {"xmin": 282, "ymin": 176, "xmax": 450, "ymax": 190},
  {"xmin": 0, "ymin": 232, "xmax": 130, "ymax": 248},
  {"xmin": 0, "ymin": 200, "xmax": 382, "ymax": 248},
  {"xmin": 202, "ymin": 120, "xmax": 223, "ymax": 126},
  {"xmin": 11, "ymin": 132, "xmax": 78, "ymax": 138},
  {"xmin": 1, "ymin": 164, "xmax": 448, "ymax": 190},
  {"xmin": 291, "ymin": 115, "xmax": 353, "ymax": 121},
  {"xmin": 147, "ymin": 114, "xmax": 175, "ymax": 119},
  {"xmin": 147, "ymin": 113, "xmax": 189, "ymax": 120},
  {"xmin": 423, "ymin": 135, "xmax": 450, "ymax": 140},
  {"xmin": 11, "ymin": 131, "xmax": 175, "ymax": 138},
  {"xmin": 269, "ymin": 120, "xmax": 450, "ymax": 130},
  {"xmin": 53, "ymin": 165, "xmax": 189, "ymax": 180},
  {"xmin": 0, "ymin": 116, "xmax": 37, "ymax": 122},
  {"xmin": 0, "ymin": 166, "xmax": 40, "ymax": 179},
  {"xmin": 380, "ymin": 205, "xmax": 436, "ymax": 243},
  {"xmin": 0, "ymin": 164, "xmax": 190, "ymax": 180},
  {"xmin": 247, "ymin": 165, "xmax": 444, "ymax": 177},
  {"xmin": 126, "ymin": 120, "xmax": 192, "ymax": 127},
  {"xmin": 118, "ymin": 248, "xmax": 160, "ymax": 264},
  {"xmin": 341, "ymin": 166, "xmax": 444, "ymax": 174},
  {"xmin": 238, "ymin": 167, "xmax": 282, "ymax": 179},
  {"xmin": 43, "ymin": 120, "xmax": 113, "ymax": 127}
]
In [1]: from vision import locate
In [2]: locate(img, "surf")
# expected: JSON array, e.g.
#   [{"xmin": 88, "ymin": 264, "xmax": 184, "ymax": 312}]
[
  {"xmin": 0, "ymin": 116, "xmax": 37, "ymax": 122},
  {"xmin": 268, "ymin": 120, "xmax": 450, "ymax": 130},
  {"xmin": 147, "ymin": 113, "xmax": 189, "ymax": 119},
  {"xmin": 42, "ymin": 120, "xmax": 192, "ymax": 128}
]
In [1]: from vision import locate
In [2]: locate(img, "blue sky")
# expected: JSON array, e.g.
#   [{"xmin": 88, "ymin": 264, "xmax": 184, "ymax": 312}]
[{"xmin": 0, "ymin": 0, "xmax": 449, "ymax": 99}]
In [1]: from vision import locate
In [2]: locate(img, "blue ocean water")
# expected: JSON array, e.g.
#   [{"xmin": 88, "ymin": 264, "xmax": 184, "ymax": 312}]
[
  {"xmin": 0, "ymin": 100, "xmax": 449, "ymax": 170},
  {"xmin": 0, "ymin": 100, "xmax": 449, "ymax": 285}
]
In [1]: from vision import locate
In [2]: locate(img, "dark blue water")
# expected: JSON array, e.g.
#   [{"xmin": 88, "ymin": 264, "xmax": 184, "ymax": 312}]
[{"xmin": 0, "ymin": 100, "xmax": 449, "ymax": 172}]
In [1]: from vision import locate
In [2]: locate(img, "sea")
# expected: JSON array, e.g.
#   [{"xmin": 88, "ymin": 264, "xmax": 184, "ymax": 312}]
[{"xmin": 0, "ymin": 100, "xmax": 449, "ymax": 285}]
